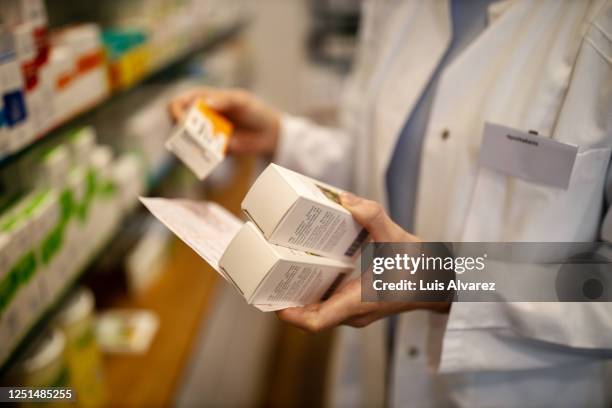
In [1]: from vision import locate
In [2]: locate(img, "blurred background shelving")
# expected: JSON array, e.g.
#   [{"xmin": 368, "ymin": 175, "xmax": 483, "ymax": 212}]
[
  {"xmin": 0, "ymin": 0, "xmax": 251, "ymax": 370},
  {"xmin": 0, "ymin": 1, "xmax": 361, "ymax": 407}
]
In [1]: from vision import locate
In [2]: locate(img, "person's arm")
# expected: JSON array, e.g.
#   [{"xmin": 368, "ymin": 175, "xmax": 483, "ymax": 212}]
[
  {"xmin": 169, "ymin": 87, "xmax": 353, "ymax": 188},
  {"xmin": 275, "ymin": 114, "xmax": 352, "ymax": 189}
]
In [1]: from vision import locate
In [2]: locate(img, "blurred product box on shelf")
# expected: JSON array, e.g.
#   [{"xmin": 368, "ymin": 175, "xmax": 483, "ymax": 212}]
[
  {"xmin": 141, "ymin": 197, "xmax": 355, "ymax": 312},
  {"xmin": 0, "ymin": 0, "xmax": 111, "ymax": 160},
  {"xmin": 125, "ymin": 219, "xmax": 171, "ymax": 294},
  {"xmin": 243, "ymin": 164, "xmax": 367, "ymax": 262},
  {"xmin": 95, "ymin": 309, "xmax": 159, "ymax": 354},
  {"xmin": 50, "ymin": 23, "xmax": 109, "ymax": 123},
  {"xmin": 54, "ymin": 287, "xmax": 108, "ymax": 408},
  {"xmin": 112, "ymin": 154, "xmax": 146, "ymax": 213},
  {"xmin": 37, "ymin": 145, "xmax": 71, "ymax": 189},
  {"xmin": 0, "ymin": 125, "xmax": 146, "ymax": 365},
  {"xmin": 4, "ymin": 328, "xmax": 70, "ymax": 389},
  {"xmin": 69, "ymin": 126, "xmax": 96, "ymax": 166},
  {"xmin": 166, "ymin": 99, "xmax": 233, "ymax": 180},
  {"xmin": 0, "ymin": 31, "xmax": 30, "ymax": 154},
  {"xmin": 14, "ymin": 21, "xmax": 52, "ymax": 139},
  {"xmin": 1, "ymin": 0, "xmax": 50, "ymax": 150},
  {"xmin": 119, "ymin": 88, "xmax": 173, "ymax": 170},
  {"xmin": 219, "ymin": 221, "xmax": 352, "ymax": 311},
  {"xmin": 103, "ymin": 28, "xmax": 150, "ymax": 90},
  {"xmin": 0, "ymin": 236, "xmax": 11, "ymax": 358},
  {"xmin": 0, "ymin": 191, "xmax": 58, "ymax": 358},
  {"xmin": 100, "ymin": 0, "xmax": 249, "ymax": 90}
]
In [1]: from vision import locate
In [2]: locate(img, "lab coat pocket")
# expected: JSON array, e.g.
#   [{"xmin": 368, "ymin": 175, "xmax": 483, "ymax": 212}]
[{"xmin": 463, "ymin": 147, "xmax": 612, "ymax": 241}]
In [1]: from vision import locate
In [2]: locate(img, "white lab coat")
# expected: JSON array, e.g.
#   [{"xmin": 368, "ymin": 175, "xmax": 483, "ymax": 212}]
[{"xmin": 275, "ymin": 0, "xmax": 612, "ymax": 407}]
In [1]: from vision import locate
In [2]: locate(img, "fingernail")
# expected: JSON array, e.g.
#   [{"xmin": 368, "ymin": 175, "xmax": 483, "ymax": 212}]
[{"xmin": 340, "ymin": 192, "xmax": 359, "ymax": 206}]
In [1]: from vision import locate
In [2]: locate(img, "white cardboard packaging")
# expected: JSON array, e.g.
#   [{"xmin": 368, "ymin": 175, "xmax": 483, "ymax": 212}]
[
  {"xmin": 141, "ymin": 197, "xmax": 357, "ymax": 312},
  {"xmin": 33, "ymin": 191, "xmax": 60, "ymax": 302},
  {"xmin": 69, "ymin": 126, "xmax": 97, "ymax": 166},
  {"xmin": 0, "ymin": 234, "xmax": 14, "ymax": 356},
  {"xmin": 242, "ymin": 164, "xmax": 368, "ymax": 263},
  {"xmin": 0, "ymin": 218, "xmax": 36, "ymax": 351},
  {"xmin": 112, "ymin": 154, "xmax": 145, "ymax": 213},
  {"xmin": 0, "ymin": 54, "xmax": 30, "ymax": 153},
  {"xmin": 219, "ymin": 221, "xmax": 352, "ymax": 310},
  {"xmin": 165, "ymin": 100, "xmax": 232, "ymax": 180},
  {"xmin": 36, "ymin": 145, "xmax": 71, "ymax": 189}
]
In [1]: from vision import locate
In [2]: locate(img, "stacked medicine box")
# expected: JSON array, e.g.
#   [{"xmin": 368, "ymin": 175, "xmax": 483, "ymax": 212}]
[{"xmin": 219, "ymin": 164, "xmax": 368, "ymax": 310}]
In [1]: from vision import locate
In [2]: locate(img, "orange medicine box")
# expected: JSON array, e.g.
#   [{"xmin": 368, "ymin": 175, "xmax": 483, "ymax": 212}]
[{"xmin": 166, "ymin": 99, "xmax": 233, "ymax": 180}]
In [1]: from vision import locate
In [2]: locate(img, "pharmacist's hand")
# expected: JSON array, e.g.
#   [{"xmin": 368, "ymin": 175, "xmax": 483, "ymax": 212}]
[
  {"xmin": 277, "ymin": 278, "xmax": 449, "ymax": 332},
  {"xmin": 276, "ymin": 193, "xmax": 449, "ymax": 332},
  {"xmin": 169, "ymin": 87, "xmax": 281, "ymax": 155},
  {"xmin": 340, "ymin": 192, "xmax": 419, "ymax": 243},
  {"xmin": 276, "ymin": 279, "xmax": 411, "ymax": 331}
]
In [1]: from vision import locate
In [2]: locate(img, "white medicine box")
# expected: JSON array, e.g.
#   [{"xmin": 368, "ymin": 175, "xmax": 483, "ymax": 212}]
[
  {"xmin": 165, "ymin": 100, "xmax": 232, "ymax": 180},
  {"xmin": 241, "ymin": 163, "xmax": 368, "ymax": 263},
  {"xmin": 219, "ymin": 221, "xmax": 353, "ymax": 310}
]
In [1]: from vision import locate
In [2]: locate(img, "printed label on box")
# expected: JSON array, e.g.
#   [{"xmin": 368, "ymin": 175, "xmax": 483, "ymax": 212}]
[{"xmin": 166, "ymin": 100, "xmax": 233, "ymax": 180}]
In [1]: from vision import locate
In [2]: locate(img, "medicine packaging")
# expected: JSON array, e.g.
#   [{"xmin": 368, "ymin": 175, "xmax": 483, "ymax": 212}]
[
  {"xmin": 166, "ymin": 99, "xmax": 233, "ymax": 180},
  {"xmin": 219, "ymin": 221, "xmax": 352, "ymax": 311},
  {"xmin": 242, "ymin": 163, "xmax": 368, "ymax": 263}
]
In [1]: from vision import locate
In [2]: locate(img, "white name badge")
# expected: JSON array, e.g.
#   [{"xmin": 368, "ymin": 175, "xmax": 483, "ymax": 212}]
[{"xmin": 479, "ymin": 122, "xmax": 578, "ymax": 190}]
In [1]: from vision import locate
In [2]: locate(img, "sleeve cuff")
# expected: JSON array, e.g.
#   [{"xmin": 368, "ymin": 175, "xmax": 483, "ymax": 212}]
[{"xmin": 274, "ymin": 113, "xmax": 306, "ymax": 170}]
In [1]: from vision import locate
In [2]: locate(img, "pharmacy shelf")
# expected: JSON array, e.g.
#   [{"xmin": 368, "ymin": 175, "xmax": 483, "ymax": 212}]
[
  {"xmin": 0, "ymin": 20, "xmax": 249, "ymax": 375},
  {"xmin": 0, "ymin": 220, "xmax": 120, "ymax": 376},
  {"xmin": 0, "ymin": 18, "xmax": 249, "ymax": 167},
  {"xmin": 0, "ymin": 155, "xmax": 175, "ymax": 375}
]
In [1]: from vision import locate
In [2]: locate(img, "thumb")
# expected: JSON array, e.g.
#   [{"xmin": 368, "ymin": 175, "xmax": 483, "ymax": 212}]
[{"xmin": 340, "ymin": 192, "xmax": 417, "ymax": 242}]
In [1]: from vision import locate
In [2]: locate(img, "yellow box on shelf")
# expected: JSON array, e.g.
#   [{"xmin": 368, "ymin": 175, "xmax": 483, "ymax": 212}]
[{"xmin": 110, "ymin": 44, "xmax": 152, "ymax": 90}]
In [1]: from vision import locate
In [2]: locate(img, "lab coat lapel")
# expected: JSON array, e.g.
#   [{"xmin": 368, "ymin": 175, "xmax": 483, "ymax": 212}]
[
  {"xmin": 415, "ymin": 0, "xmax": 593, "ymax": 241},
  {"xmin": 370, "ymin": 0, "xmax": 452, "ymax": 203},
  {"xmin": 346, "ymin": 0, "xmax": 418, "ymax": 198}
]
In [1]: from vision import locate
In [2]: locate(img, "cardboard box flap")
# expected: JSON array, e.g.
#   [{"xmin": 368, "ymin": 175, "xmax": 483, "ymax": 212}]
[
  {"xmin": 273, "ymin": 164, "xmax": 349, "ymax": 213},
  {"xmin": 219, "ymin": 222, "xmax": 280, "ymax": 299},
  {"xmin": 241, "ymin": 164, "xmax": 298, "ymax": 237},
  {"xmin": 272, "ymin": 245, "xmax": 355, "ymax": 269}
]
